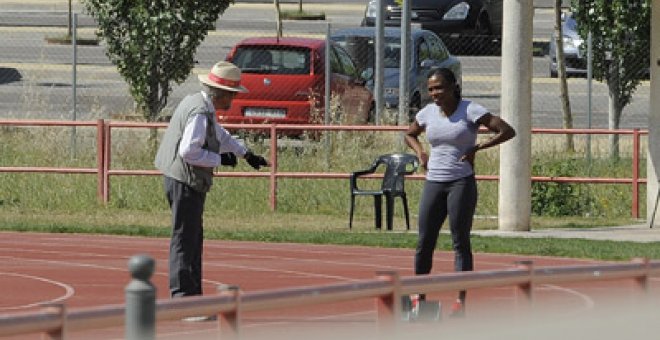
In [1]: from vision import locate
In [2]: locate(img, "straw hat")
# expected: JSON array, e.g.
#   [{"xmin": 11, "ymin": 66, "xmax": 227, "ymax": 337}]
[{"xmin": 198, "ymin": 61, "xmax": 248, "ymax": 93}]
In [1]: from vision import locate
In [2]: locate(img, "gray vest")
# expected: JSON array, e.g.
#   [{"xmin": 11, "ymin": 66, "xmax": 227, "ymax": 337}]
[{"xmin": 154, "ymin": 93, "xmax": 219, "ymax": 192}]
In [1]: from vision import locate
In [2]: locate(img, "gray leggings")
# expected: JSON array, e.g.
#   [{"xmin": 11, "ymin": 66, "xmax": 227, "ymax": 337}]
[{"xmin": 414, "ymin": 175, "xmax": 477, "ymax": 276}]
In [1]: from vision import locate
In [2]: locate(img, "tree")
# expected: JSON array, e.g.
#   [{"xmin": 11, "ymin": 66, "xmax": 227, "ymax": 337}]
[
  {"xmin": 554, "ymin": 0, "xmax": 574, "ymax": 152},
  {"xmin": 274, "ymin": 0, "xmax": 282, "ymax": 38},
  {"xmin": 571, "ymin": 0, "xmax": 650, "ymax": 159},
  {"xmin": 80, "ymin": 0, "xmax": 232, "ymax": 122}
]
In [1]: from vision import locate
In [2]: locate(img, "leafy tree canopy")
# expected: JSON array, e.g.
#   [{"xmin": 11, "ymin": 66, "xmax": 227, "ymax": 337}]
[
  {"xmin": 571, "ymin": 0, "xmax": 650, "ymax": 109},
  {"xmin": 81, "ymin": 0, "xmax": 233, "ymax": 121}
]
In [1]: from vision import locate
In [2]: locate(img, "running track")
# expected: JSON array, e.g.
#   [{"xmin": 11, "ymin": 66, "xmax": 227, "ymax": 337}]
[{"xmin": 1, "ymin": 231, "xmax": 658, "ymax": 339}]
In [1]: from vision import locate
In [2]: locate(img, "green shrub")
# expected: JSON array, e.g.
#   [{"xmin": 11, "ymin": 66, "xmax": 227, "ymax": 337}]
[{"xmin": 531, "ymin": 159, "xmax": 599, "ymax": 216}]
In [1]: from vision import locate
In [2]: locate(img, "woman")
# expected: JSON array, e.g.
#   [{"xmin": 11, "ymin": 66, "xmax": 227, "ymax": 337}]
[{"xmin": 404, "ymin": 68, "xmax": 515, "ymax": 317}]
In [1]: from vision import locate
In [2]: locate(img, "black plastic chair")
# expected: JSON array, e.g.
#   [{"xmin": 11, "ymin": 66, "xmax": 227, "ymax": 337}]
[{"xmin": 349, "ymin": 153, "xmax": 419, "ymax": 230}]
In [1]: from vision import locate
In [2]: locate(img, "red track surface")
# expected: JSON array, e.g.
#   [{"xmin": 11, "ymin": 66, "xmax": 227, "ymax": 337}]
[{"xmin": 1, "ymin": 231, "xmax": 657, "ymax": 340}]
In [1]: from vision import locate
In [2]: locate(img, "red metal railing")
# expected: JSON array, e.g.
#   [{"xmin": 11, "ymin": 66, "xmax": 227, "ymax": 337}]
[
  {"xmin": 0, "ymin": 119, "xmax": 649, "ymax": 217},
  {"xmin": 0, "ymin": 258, "xmax": 658, "ymax": 339}
]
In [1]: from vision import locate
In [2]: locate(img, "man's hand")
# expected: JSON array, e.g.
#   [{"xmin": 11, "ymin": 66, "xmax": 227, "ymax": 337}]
[
  {"xmin": 220, "ymin": 153, "xmax": 237, "ymax": 167},
  {"xmin": 244, "ymin": 151, "xmax": 269, "ymax": 170}
]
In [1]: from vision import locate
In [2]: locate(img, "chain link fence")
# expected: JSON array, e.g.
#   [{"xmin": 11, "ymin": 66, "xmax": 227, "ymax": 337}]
[
  {"xmin": 0, "ymin": 6, "xmax": 651, "ymax": 129},
  {"xmin": 0, "ymin": 3, "xmax": 653, "ymax": 219}
]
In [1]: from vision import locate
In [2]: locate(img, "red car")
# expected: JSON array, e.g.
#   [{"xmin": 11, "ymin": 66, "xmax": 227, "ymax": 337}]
[{"xmin": 218, "ymin": 37, "xmax": 374, "ymax": 132}]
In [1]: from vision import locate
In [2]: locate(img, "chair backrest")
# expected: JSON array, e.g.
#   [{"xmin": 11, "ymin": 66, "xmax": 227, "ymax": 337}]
[{"xmin": 377, "ymin": 153, "xmax": 419, "ymax": 194}]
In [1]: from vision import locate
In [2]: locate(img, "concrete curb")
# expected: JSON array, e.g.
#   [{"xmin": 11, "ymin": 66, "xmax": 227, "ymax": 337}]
[{"xmin": 472, "ymin": 224, "xmax": 660, "ymax": 243}]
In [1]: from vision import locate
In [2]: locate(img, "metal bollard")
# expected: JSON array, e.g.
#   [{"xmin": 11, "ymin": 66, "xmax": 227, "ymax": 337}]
[{"xmin": 125, "ymin": 254, "xmax": 156, "ymax": 340}]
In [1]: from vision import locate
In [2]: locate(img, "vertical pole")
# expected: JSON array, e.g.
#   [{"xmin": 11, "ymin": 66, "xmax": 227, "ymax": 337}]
[
  {"xmin": 270, "ymin": 124, "xmax": 277, "ymax": 211},
  {"xmin": 325, "ymin": 22, "xmax": 331, "ymax": 125},
  {"xmin": 632, "ymin": 129, "xmax": 640, "ymax": 218},
  {"xmin": 96, "ymin": 119, "xmax": 105, "ymax": 203},
  {"xmin": 324, "ymin": 23, "xmax": 332, "ymax": 170},
  {"xmin": 499, "ymin": 0, "xmax": 533, "ymax": 231},
  {"xmin": 217, "ymin": 284, "xmax": 241, "ymax": 340},
  {"xmin": 398, "ymin": 0, "xmax": 411, "ymax": 127},
  {"xmin": 514, "ymin": 260, "xmax": 534, "ymax": 307},
  {"xmin": 70, "ymin": 13, "xmax": 78, "ymax": 159},
  {"xmin": 374, "ymin": 0, "xmax": 384, "ymax": 124},
  {"xmin": 586, "ymin": 31, "xmax": 593, "ymax": 171},
  {"xmin": 648, "ymin": 0, "xmax": 660, "ymax": 228},
  {"xmin": 631, "ymin": 258, "xmax": 649, "ymax": 294},
  {"xmin": 375, "ymin": 271, "xmax": 400, "ymax": 334},
  {"xmin": 125, "ymin": 254, "xmax": 156, "ymax": 340},
  {"xmin": 43, "ymin": 304, "xmax": 67, "ymax": 340},
  {"xmin": 650, "ymin": 186, "xmax": 659, "ymax": 228},
  {"xmin": 274, "ymin": 0, "xmax": 282, "ymax": 38},
  {"xmin": 103, "ymin": 122, "xmax": 111, "ymax": 204}
]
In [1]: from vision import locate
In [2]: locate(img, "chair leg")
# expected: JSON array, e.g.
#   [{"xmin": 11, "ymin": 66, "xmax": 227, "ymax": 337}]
[
  {"xmin": 401, "ymin": 194, "xmax": 410, "ymax": 230},
  {"xmin": 385, "ymin": 194, "xmax": 394, "ymax": 231},
  {"xmin": 349, "ymin": 194, "xmax": 355, "ymax": 229},
  {"xmin": 374, "ymin": 195, "xmax": 382, "ymax": 229},
  {"xmin": 650, "ymin": 187, "xmax": 660, "ymax": 229}
]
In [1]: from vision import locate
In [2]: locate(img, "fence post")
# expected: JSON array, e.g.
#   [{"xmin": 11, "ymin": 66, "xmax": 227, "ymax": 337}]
[
  {"xmin": 96, "ymin": 119, "xmax": 105, "ymax": 203},
  {"xmin": 43, "ymin": 303, "xmax": 67, "ymax": 340},
  {"xmin": 514, "ymin": 260, "xmax": 534, "ymax": 307},
  {"xmin": 375, "ymin": 271, "xmax": 400, "ymax": 333},
  {"xmin": 217, "ymin": 284, "xmax": 241, "ymax": 340},
  {"xmin": 631, "ymin": 257, "xmax": 649, "ymax": 293},
  {"xmin": 632, "ymin": 128, "xmax": 640, "ymax": 218},
  {"xmin": 103, "ymin": 121, "xmax": 112, "ymax": 204},
  {"xmin": 125, "ymin": 254, "xmax": 156, "ymax": 340},
  {"xmin": 269, "ymin": 124, "xmax": 278, "ymax": 211}
]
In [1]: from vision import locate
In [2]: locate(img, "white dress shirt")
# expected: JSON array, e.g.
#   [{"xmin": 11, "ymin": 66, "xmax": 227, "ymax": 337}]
[{"xmin": 178, "ymin": 91, "xmax": 248, "ymax": 167}]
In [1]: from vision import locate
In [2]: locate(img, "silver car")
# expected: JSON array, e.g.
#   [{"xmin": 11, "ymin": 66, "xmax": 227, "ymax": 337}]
[{"xmin": 548, "ymin": 12, "xmax": 586, "ymax": 78}]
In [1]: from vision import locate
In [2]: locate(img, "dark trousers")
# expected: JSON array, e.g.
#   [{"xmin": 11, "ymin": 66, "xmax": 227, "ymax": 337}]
[
  {"xmin": 164, "ymin": 176, "xmax": 206, "ymax": 297},
  {"xmin": 415, "ymin": 175, "xmax": 477, "ymax": 277}
]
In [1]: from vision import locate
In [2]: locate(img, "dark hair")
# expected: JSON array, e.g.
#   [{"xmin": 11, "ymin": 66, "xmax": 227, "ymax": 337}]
[{"xmin": 428, "ymin": 67, "xmax": 461, "ymax": 101}]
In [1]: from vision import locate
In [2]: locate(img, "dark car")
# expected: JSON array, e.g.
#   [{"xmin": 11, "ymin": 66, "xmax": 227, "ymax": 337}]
[
  {"xmin": 330, "ymin": 27, "xmax": 461, "ymax": 122},
  {"xmin": 361, "ymin": 0, "xmax": 503, "ymax": 53},
  {"xmin": 219, "ymin": 37, "xmax": 374, "ymax": 133},
  {"xmin": 548, "ymin": 12, "xmax": 586, "ymax": 78}
]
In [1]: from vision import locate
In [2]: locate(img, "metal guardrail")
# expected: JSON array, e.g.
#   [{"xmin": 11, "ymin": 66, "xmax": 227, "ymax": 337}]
[
  {"xmin": 0, "ymin": 257, "xmax": 657, "ymax": 339},
  {"xmin": 0, "ymin": 119, "xmax": 650, "ymax": 217}
]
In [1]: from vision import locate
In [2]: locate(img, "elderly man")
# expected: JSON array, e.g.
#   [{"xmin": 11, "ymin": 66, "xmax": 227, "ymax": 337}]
[{"xmin": 155, "ymin": 61, "xmax": 269, "ymax": 304}]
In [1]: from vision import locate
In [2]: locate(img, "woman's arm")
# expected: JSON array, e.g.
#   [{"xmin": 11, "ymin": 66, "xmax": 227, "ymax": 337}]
[
  {"xmin": 460, "ymin": 113, "xmax": 516, "ymax": 162},
  {"xmin": 404, "ymin": 121, "xmax": 429, "ymax": 170}
]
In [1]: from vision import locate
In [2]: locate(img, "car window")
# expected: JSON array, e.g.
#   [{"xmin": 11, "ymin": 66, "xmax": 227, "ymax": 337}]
[
  {"xmin": 565, "ymin": 15, "xmax": 578, "ymax": 31},
  {"xmin": 328, "ymin": 46, "xmax": 343, "ymax": 74},
  {"xmin": 332, "ymin": 35, "xmax": 400, "ymax": 69},
  {"xmin": 333, "ymin": 45, "xmax": 359, "ymax": 77},
  {"xmin": 232, "ymin": 46, "xmax": 310, "ymax": 74},
  {"xmin": 417, "ymin": 38, "xmax": 430, "ymax": 63},
  {"xmin": 384, "ymin": 38, "xmax": 402, "ymax": 68},
  {"xmin": 426, "ymin": 33, "xmax": 449, "ymax": 61}
]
